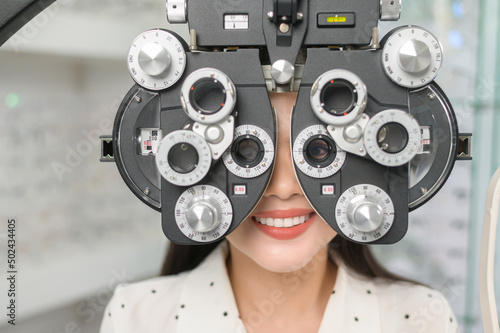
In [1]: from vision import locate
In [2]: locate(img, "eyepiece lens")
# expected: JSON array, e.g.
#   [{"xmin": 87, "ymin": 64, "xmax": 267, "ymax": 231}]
[
  {"xmin": 235, "ymin": 138, "xmax": 260, "ymax": 163},
  {"xmin": 168, "ymin": 143, "xmax": 199, "ymax": 174},
  {"xmin": 320, "ymin": 79, "xmax": 357, "ymax": 116},
  {"xmin": 377, "ymin": 122, "xmax": 409, "ymax": 154},
  {"xmin": 190, "ymin": 79, "xmax": 226, "ymax": 114},
  {"xmin": 306, "ymin": 139, "xmax": 331, "ymax": 162}
]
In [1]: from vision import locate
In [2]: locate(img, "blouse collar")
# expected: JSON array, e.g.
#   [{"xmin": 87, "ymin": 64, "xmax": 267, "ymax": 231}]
[{"xmin": 176, "ymin": 241, "xmax": 382, "ymax": 333}]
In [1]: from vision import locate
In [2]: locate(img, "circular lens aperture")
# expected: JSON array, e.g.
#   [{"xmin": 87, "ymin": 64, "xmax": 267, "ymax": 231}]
[
  {"xmin": 377, "ymin": 122, "xmax": 409, "ymax": 154},
  {"xmin": 320, "ymin": 79, "xmax": 357, "ymax": 116},
  {"xmin": 181, "ymin": 68, "xmax": 236, "ymax": 124},
  {"xmin": 310, "ymin": 69, "xmax": 367, "ymax": 126},
  {"xmin": 306, "ymin": 139, "xmax": 330, "ymax": 162},
  {"xmin": 232, "ymin": 136, "xmax": 264, "ymax": 168},
  {"xmin": 235, "ymin": 138, "xmax": 260, "ymax": 163},
  {"xmin": 304, "ymin": 135, "xmax": 336, "ymax": 167},
  {"xmin": 363, "ymin": 109, "xmax": 420, "ymax": 167},
  {"xmin": 293, "ymin": 125, "xmax": 347, "ymax": 179},
  {"xmin": 190, "ymin": 78, "xmax": 226, "ymax": 114},
  {"xmin": 222, "ymin": 125, "xmax": 274, "ymax": 179},
  {"xmin": 168, "ymin": 143, "xmax": 199, "ymax": 174}
]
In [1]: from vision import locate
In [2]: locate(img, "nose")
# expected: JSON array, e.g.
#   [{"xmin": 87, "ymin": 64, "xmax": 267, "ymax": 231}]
[
  {"xmin": 263, "ymin": 93, "xmax": 303, "ymax": 200},
  {"xmin": 264, "ymin": 137, "xmax": 303, "ymax": 200}
]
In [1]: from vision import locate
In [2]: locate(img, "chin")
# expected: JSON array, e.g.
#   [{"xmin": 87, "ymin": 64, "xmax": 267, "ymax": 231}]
[{"xmin": 227, "ymin": 215, "xmax": 337, "ymax": 274}]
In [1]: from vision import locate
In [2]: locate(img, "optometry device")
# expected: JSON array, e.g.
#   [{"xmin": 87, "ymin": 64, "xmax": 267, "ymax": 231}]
[{"xmin": 95, "ymin": 0, "xmax": 472, "ymax": 245}]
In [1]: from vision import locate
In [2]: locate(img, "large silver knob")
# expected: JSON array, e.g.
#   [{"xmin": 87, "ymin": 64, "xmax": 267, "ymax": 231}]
[
  {"xmin": 127, "ymin": 29, "xmax": 187, "ymax": 91},
  {"xmin": 398, "ymin": 39, "xmax": 432, "ymax": 74},
  {"xmin": 186, "ymin": 198, "xmax": 221, "ymax": 233},
  {"xmin": 175, "ymin": 185, "xmax": 233, "ymax": 243},
  {"xmin": 270, "ymin": 60, "xmax": 295, "ymax": 85},
  {"xmin": 381, "ymin": 26, "xmax": 443, "ymax": 88},
  {"xmin": 335, "ymin": 184, "xmax": 395, "ymax": 243},
  {"xmin": 138, "ymin": 43, "xmax": 172, "ymax": 76},
  {"xmin": 347, "ymin": 196, "xmax": 384, "ymax": 233}
]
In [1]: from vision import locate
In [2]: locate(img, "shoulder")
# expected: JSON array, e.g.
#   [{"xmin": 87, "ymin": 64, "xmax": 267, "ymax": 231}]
[
  {"xmin": 100, "ymin": 243, "xmax": 235, "ymax": 333},
  {"xmin": 371, "ymin": 278, "xmax": 459, "ymax": 333},
  {"xmin": 111, "ymin": 272, "xmax": 188, "ymax": 309},
  {"xmin": 100, "ymin": 272, "xmax": 189, "ymax": 333}
]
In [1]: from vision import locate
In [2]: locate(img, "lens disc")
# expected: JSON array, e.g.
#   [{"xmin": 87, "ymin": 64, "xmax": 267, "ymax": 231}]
[
  {"xmin": 156, "ymin": 130, "xmax": 212, "ymax": 186},
  {"xmin": 293, "ymin": 125, "xmax": 346, "ymax": 178}
]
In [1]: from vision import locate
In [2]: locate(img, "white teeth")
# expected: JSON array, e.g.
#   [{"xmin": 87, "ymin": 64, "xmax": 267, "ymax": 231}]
[{"xmin": 255, "ymin": 214, "xmax": 311, "ymax": 228}]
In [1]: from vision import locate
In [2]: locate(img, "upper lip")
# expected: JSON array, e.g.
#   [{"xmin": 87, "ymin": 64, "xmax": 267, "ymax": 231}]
[{"xmin": 252, "ymin": 209, "xmax": 315, "ymax": 219}]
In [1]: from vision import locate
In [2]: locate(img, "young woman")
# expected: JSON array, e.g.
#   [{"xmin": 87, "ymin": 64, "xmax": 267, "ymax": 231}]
[{"xmin": 100, "ymin": 93, "xmax": 458, "ymax": 333}]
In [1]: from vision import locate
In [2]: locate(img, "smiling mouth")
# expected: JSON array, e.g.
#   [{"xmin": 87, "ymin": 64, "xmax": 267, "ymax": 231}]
[{"xmin": 253, "ymin": 213, "xmax": 312, "ymax": 228}]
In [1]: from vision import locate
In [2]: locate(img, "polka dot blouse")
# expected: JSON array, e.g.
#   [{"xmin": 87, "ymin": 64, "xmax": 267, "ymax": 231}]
[{"xmin": 100, "ymin": 242, "xmax": 459, "ymax": 332}]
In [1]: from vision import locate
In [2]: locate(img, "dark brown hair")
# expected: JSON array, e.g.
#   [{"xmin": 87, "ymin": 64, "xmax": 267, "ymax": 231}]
[{"xmin": 160, "ymin": 235, "xmax": 413, "ymax": 283}]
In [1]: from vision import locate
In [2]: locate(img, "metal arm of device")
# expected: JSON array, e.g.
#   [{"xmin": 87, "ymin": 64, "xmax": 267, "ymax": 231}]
[{"xmin": 480, "ymin": 166, "xmax": 500, "ymax": 333}]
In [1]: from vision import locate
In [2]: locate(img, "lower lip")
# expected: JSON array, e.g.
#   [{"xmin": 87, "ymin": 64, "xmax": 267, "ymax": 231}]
[{"xmin": 253, "ymin": 213, "xmax": 316, "ymax": 241}]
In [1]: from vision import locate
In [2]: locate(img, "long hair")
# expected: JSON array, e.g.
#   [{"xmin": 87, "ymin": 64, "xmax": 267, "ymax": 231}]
[{"xmin": 160, "ymin": 235, "xmax": 412, "ymax": 282}]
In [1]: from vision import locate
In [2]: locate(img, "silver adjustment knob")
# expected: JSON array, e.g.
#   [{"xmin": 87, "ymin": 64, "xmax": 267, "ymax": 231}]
[
  {"xmin": 128, "ymin": 29, "xmax": 187, "ymax": 91},
  {"xmin": 381, "ymin": 26, "xmax": 443, "ymax": 88},
  {"xmin": 347, "ymin": 197, "xmax": 384, "ymax": 233},
  {"xmin": 138, "ymin": 43, "xmax": 172, "ymax": 76},
  {"xmin": 380, "ymin": 0, "xmax": 402, "ymax": 21},
  {"xmin": 343, "ymin": 124, "xmax": 363, "ymax": 143},
  {"xmin": 205, "ymin": 125, "xmax": 224, "ymax": 144},
  {"xmin": 398, "ymin": 39, "xmax": 432, "ymax": 74},
  {"xmin": 335, "ymin": 184, "xmax": 395, "ymax": 243},
  {"xmin": 186, "ymin": 198, "xmax": 221, "ymax": 233},
  {"xmin": 166, "ymin": 0, "xmax": 187, "ymax": 23},
  {"xmin": 175, "ymin": 185, "xmax": 233, "ymax": 243},
  {"xmin": 271, "ymin": 60, "xmax": 295, "ymax": 85}
]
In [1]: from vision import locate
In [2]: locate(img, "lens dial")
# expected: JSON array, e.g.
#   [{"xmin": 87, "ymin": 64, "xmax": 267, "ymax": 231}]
[
  {"xmin": 336, "ymin": 184, "xmax": 395, "ymax": 243},
  {"xmin": 293, "ymin": 125, "xmax": 346, "ymax": 178},
  {"xmin": 181, "ymin": 68, "xmax": 236, "ymax": 124},
  {"xmin": 364, "ymin": 109, "xmax": 420, "ymax": 167},
  {"xmin": 175, "ymin": 185, "xmax": 233, "ymax": 242},
  {"xmin": 310, "ymin": 70, "xmax": 367, "ymax": 126},
  {"xmin": 223, "ymin": 125, "xmax": 274, "ymax": 178},
  {"xmin": 190, "ymin": 78, "xmax": 227, "ymax": 114},
  {"xmin": 127, "ymin": 29, "xmax": 187, "ymax": 91},
  {"xmin": 156, "ymin": 130, "xmax": 212, "ymax": 186},
  {"xmin": 382, "ymin": 26, "xmax": 443, "ymax": 88}
]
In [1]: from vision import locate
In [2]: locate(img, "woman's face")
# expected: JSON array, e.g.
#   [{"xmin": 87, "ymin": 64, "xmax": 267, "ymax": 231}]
[{"xmin": 226, "ymin": 92, "xmax": 337, "ymax": 273}]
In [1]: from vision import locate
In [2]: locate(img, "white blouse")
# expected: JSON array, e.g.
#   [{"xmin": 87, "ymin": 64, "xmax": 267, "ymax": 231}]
[{"xmin": 100, "ymin": 243, "xmax": 458, "ymax": 332}]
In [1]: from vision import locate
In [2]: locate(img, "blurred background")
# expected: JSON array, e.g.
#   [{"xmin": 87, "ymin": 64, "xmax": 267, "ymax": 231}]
[{"xmin": 0, "ymin": 0, "xmax": 498, "ymax": 332}]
